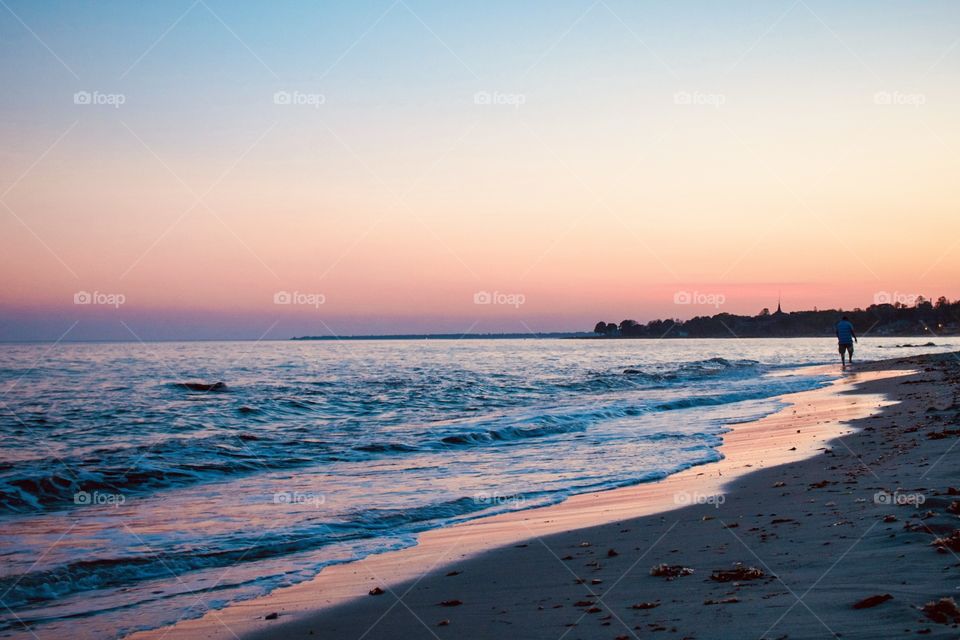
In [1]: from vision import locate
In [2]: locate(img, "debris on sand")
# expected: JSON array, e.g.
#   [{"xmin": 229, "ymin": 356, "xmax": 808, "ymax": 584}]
[
  {"xmin": 629, "ymin": 602, "xmax": 660, "ymax": 610},
  {"xmin": 439, "ymin": 599, "xmax": 463, "ymax": 607},
  {"xmin": 710, "ymin": 563, "xmax": 766, "ymax": 582},
  {"xmin": 437, "ymin": 619, "xmax": 450, "ymax": 627},
  {"xmin": 852, "ymin": 594, "xmax": 893, "ymax": 609},
  {"xmin": 927, "ymin": 429, "xmax": 960, "ymax": 440},
  {"xmin": 607, "ymin": 548, "xmax": 619, "ymax": 557},
  {"xmin": 922, "ymin": 597, "xmax": 960, "ymax": 624},
  {"xmin": 368, "ymin": 587, "xmax": 385, "ymax": 596},
  {"xmin": 263, "ymin": 612, "xmax": 279, "ymax": 620},
  {"xmin": 930, "ymin": 530, "xmax": 960, "ymax": 552},
  {"xmin": 650, "ymin": 564, "xmax": 694, "ymax": 579}
]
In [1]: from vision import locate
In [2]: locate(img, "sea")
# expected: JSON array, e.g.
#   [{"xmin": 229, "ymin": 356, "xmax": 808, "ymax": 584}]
[{"xmin": 0, "ymin": 337, "xmax": 951, "ymax": 638}]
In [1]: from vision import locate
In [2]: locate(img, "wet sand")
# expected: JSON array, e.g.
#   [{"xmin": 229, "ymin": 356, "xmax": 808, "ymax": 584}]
[{"xmin": 130, "ymin": 353, "xmax": 960, "ymax": 640}]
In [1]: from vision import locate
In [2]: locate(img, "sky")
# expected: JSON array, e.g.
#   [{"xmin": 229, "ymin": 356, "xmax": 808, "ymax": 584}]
[{"xmin": 1, "ymin": 0, "xmax": 958, "ymax": 340}]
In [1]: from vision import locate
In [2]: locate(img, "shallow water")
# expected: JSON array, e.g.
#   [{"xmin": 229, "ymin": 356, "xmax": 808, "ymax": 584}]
[{"xmin": 0, "ymin": 337, "xmax": 951, "ymax": 638}]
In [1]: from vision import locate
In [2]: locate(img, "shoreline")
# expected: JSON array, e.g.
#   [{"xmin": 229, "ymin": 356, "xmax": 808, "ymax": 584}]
[{"xmin": 126, "ymin": 357, "xmax": 950, "ymax": 640}]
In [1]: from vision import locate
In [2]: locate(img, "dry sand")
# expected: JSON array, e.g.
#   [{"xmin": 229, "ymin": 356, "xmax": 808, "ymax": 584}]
[{"xmin": 130, "ymin": 353, "xmax": 960, "ymax": 640}]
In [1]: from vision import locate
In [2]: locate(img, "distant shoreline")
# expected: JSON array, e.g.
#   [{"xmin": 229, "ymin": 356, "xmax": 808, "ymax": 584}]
[
  {"xmin": 289, "ymin": 332, "xmax": 591, "ymax": 340},
  {"xmin": 290, "ymin": 333, "xmax": 949, "ymax": 341},
  {"xmin": 0, "ymin": 334, "xmax": 950, "ymax": 344}
]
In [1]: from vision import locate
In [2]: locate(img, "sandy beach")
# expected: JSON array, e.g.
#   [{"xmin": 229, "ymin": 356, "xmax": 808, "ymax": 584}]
[{"xmin": 126, "ymin": 351, "xmax": 960, "ymax": 640}]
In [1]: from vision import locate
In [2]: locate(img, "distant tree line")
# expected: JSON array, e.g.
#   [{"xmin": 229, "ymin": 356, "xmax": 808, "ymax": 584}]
[{"xmin": 592, "ymin": 296, "xmax": 960, "ymax": 338}]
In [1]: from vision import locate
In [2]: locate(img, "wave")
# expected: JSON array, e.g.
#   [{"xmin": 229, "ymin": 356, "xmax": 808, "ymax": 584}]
[
  {"xmin": 646, "ymin": 357, "xmax": 761, "ymax": 380},
  {"xmin": 437, "ymin": 419, "xmax": 591, "ymax": 446},
  {"xmin": 353, "ymin": 442, "xmax": 419, "ymax": 453},
  {"xmin": 0, "ymin": 528, "xmax": 339, "ymax": 612},
  {"xmin": 345, "ymin": 374, "xmax": 824, "ymax": 456},
  {"xmin": 652, "ymin": 378, "xmax": 820, "ymax": 412},
  {"xmin": 0, "ymin": 495, "xmax": 503, "ymax": 612},
  {"xmin": 417, "ymin": 379, "xmax": 811, "ymax": 451},
  {"xmin": 560, "ymin": 357, "xmax": 762, "ymax": 393},
  {"xmin": 0, "ymin": 438, "xmax": 732, "ymax": 620},
  {"xmin": 0, "ymin": 433, "xmax": 328, "ymax": 514},
  {"xmin": 0, "ymin": 374, "xmax": 823, "ymax": 516}
]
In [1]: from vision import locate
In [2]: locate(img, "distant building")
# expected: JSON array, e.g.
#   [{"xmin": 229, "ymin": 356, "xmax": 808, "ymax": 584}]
[{"xmin": 772, "ymin": 295, "xmax": 785, "ymax": 317}]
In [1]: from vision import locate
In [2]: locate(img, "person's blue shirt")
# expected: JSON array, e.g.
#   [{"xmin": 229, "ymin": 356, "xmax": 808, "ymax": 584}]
[{"xmin": 836, "ymin": 319, "xmax": 854, "ymax": 344}]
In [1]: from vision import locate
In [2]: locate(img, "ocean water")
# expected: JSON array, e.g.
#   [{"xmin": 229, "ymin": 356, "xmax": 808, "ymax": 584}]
[{"xmin": 0, "ymin": 337, "xmax": 952, "ymax": 638}]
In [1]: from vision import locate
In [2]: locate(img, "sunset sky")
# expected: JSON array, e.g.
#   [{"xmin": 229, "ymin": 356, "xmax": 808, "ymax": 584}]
[{"xmin": 1, "ymin": 0, "xmax": 958, "ymax": 340}]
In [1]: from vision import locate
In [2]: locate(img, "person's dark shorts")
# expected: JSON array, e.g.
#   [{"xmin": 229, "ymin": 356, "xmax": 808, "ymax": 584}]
[{"xmin": 839, "ymin": 343, "xmax": 854, "ymax": 357}]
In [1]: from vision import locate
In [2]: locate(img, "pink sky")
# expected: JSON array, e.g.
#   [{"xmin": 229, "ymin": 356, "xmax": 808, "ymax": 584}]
[{"xmin": 1, "ymin": 1, "xmax": 958, "ymax": 339}]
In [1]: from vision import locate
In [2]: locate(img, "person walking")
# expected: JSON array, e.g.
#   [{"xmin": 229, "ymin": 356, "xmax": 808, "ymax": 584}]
[{"xmin": 836, "ymin": 316, "xmax": 858, "ymax": 368}]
